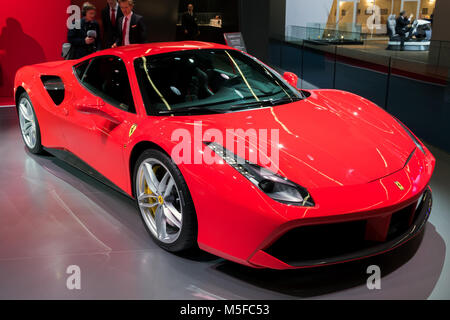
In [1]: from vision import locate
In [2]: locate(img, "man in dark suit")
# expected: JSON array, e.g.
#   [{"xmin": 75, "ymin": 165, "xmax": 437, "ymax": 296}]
[
  {"xmin": 101, "ymin": 0, "xmax": 123, "ymax": 48},
  {"xmin": 112, "ymin": 0, "xmax": 147, "ymax": 47},
  {"xmin": 181, "ymin": 3, "xmax": 199, "ymax": 40},
  {"xmin": 395, "ymin": 11, "xmax": 412, "ymax": 50}
]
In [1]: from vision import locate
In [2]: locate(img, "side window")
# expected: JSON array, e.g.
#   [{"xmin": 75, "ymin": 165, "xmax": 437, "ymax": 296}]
[
  {"xmin": 76, "ymin": 56, "xmax": 136, "ymax": 113},
  {"xmin": 75, "ymin": 60, "xmax": 90, "ymax": 80}
]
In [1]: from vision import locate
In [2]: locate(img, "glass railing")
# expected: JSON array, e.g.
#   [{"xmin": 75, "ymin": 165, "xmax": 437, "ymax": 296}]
[
  {"xmin": 306, "ymin": 23, "xmax": 363, "ymax": 34},
  {"xmin": 287, "ymin": 25, "xmax": 365, "ymax": 43}
]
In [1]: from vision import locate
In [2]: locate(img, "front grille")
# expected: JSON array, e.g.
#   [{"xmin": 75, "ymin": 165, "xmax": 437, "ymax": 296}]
[
  {"xmin": 265, "ymin": 219, "xmax": 370, "ymax": 263},
  {"xmin": 265, "ymin": 194, "xmax": 424, "ymax": 266}
]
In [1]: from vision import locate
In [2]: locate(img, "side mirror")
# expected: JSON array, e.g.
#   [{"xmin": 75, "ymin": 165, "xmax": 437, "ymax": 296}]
[{"xmin": 283, "ymin": 72, "xmax": 299, "ymax": 88}]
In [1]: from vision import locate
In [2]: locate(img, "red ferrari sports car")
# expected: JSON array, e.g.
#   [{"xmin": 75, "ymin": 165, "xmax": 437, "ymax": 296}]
[{"xmin": 14, "ymin": 41, "xmax": 434, "ymax": 269}]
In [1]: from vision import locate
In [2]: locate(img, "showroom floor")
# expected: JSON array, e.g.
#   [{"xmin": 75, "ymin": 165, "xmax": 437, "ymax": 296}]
[{"xmin": 0, "ymin": 105, "xmax": 449, "ymax": 300}]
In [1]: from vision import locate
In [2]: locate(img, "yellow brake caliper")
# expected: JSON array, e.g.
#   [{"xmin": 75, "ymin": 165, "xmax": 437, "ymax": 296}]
[{"xmin": 144, "ymin": 165, "xmax": 160, "ymax": 217}]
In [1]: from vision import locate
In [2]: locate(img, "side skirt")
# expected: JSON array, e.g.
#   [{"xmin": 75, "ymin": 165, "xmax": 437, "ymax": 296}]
[{"xmin": 44, "ymin": 147, "xmax": 133, "ymax": 199}]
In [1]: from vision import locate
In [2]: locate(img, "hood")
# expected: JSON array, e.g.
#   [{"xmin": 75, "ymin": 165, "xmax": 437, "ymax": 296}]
[{"xmin": 162, "ymin": 89, "xmax": 416, "ymax": 189}]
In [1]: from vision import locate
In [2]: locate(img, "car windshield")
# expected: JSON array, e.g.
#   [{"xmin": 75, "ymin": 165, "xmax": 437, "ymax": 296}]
[{"xmin": 134, "ymin": 49, "xmax": 303, "ymax": 115}]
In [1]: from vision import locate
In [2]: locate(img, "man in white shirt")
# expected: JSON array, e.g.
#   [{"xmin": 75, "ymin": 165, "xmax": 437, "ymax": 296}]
[{"xmin": 112, "ymin": 0, "xmax": 147, "ymax": 47}]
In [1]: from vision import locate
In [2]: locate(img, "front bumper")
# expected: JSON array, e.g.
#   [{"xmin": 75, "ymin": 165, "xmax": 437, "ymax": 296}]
[
  {"xmin": 248, "ymin": 187, "xmax": 432, "ymax": 269},
  {"xmin": 191, "ymin": 142, "xmax": 434, "ymax": 269}
]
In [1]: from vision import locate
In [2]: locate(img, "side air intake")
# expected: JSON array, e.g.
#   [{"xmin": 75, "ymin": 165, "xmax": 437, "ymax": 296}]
[{"xmin": 41, "ymin": 76, "xmax": 65, "ymax": 105}]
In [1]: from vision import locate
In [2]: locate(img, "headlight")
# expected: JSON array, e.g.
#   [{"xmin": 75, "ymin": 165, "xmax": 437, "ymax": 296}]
[
  {"xmin": 395, "ymin": 119, "xmax": 426, "ymax": 155},
  {"xmin": 204, "ymin": 141, "xmax": 315, "ymax": 207}
]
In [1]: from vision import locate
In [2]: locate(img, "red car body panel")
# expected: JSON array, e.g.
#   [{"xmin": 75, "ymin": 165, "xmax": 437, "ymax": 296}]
[{"xmin": 14, "ymin": 42, "xmax": 435, "ymax": 269}]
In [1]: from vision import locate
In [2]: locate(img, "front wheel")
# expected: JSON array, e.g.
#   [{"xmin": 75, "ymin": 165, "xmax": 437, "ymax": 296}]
[{"xmin": 133, "ymin": 149, "xmax": 198, "ymax": 252}]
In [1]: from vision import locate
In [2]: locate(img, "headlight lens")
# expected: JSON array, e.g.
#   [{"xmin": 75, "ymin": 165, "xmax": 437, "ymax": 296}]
[
  {"xmin": 204, "ymin": 141, "xmax": 315, "ymax": 206},
  {"xmin": 395, "ymin": 119, "xmax": 426, "ymax": 155}
]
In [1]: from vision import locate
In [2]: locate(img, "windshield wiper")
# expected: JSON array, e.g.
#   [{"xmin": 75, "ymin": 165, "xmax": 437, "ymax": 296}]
[
  {"xmin": 271, "ymin": 96, "xmax": 303, "ymax": 104},
  {"xmin": 157, "ymin": 106, "xmax": 223, "ymax": 115},
  {"xmin": 229, "ymin": 96, "xmax": 302, "ymax": 111},
  {"xmin": 229, "ymin": 99, "xmax": 276, "ymax": 110}
]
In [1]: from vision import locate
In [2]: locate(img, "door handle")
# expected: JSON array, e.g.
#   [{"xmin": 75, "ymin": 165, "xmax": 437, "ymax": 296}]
[{"xmin": 76, "ymin": 103, "xmax": 123, "ymax": 125}]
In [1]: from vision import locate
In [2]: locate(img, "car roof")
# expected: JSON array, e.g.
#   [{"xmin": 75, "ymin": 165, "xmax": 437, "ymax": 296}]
[{"xmin": 92, "ymin": 41, "xmax": 235, "ymax": 62}]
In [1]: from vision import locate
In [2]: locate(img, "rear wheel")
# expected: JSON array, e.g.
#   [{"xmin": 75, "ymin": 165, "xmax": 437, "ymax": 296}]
[
  {"xmin": 17, "ymin": 92, "xmax": 43, "ymax": 154},
  {"xmin": 133, "ymin": 149, "xmax": 197, "ymax": 252}
]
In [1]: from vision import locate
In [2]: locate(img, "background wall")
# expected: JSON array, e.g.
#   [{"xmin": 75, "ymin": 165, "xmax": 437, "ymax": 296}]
[
  {"xmin": 0, "ymin": 0, "xmax": 71, "ymax": 102},
  {"xmin": 239, "ymin": 0, "xmax": 270, "ymax": 61},
  {"xmin": 131, "ymin": 0, "xmax": 179, "ymax": 43},
  {"xmin": 269, "ymin": 0, "xmax": 286, "ymax": 38},
  {"xmin": 430, "ymin": 0, "xmax": 450, "ymax": 42},
  {"xmin": 428, "ymin": 0, "xmax": 450, "ymax": 67},
  {"xmin": 238, "ymin": 0, "xmax": 286, "ymax": 62},
  {"xmin": 285, "ymin": 0, "xmax": 334, "ymax": 29}
]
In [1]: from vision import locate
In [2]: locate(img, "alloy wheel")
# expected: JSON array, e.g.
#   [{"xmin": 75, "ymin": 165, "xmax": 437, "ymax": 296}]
[
  {"xmin": 18, "ymin": 97, "xmax": 37, "ymax": 149},
  {"xmin": 136, "ymin": 158, "xmax": 183, "ymax": 244}
]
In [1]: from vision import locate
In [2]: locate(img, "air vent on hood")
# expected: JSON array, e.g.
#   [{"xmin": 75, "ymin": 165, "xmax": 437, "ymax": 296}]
[{"xmin": 41, "ymin": 75, "xmax": 65, "ymax": 105}]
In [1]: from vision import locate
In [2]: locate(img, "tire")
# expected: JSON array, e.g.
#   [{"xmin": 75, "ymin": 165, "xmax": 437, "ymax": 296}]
[
  {"xmin": 133, "ymin": 149, "xmax": 198, "ymax": 252},
  {"xmin": 17, "ymin": 92, "xmax": 43, "ymax": 154}
]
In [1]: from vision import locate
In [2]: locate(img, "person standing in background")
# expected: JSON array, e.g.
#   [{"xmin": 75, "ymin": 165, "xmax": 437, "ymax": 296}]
[
  {"xmin": 112, "ymin": 0, "xmax": 147, "ymax": 47},
  {"xmin": 395, "ymin": 10, "xmax": 412, "ymax": 51},
  {"xmin": 181, "ymin": 4, "xmax": 199, "ymax": 40},
  {"xmin": 68, "ymin": 2, "xmax": 101, "ymax": 59},
  {"xmin": 102, "ymin": 0, "xmax": 123, "ymax": 48}
]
